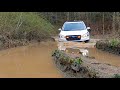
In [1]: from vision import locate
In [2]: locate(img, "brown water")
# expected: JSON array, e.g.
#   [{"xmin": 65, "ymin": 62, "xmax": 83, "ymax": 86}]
[
  {"xmin": 57, "ymin": 41, "xmax": 120, "ymax": 67},
  {"xmin": 88, "ymin": 48, "xmax": 120, "ymax": 67},
  {"xmin": 0, "ymin": 41, "xmax": 63, "ymax": 78},
  {"xmin": 1, "ymin": 40, "xmax": 120, "ymax": 78}
]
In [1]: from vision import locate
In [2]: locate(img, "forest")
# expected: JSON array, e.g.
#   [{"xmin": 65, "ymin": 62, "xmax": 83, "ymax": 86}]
[{"xmin": 40, "ymin": 12, "xmax": 120, "ymax": 39}]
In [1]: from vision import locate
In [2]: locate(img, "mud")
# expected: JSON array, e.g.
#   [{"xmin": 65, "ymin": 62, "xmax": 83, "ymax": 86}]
[
  {"xmin": 96, "ymin": 40, "xmax": 120, "ymax": 56},
  {"xmin": 52, "ymin": 50, "xmax": 120, "ymax": 78},
  {"xmin": 1, "ymin": 36, "xmax": 120, "ymax": 78},
  {"xmin": 57, "ymin": 40, "xmax": 120, "ymax": 67},
  {"xmin": 52, "ymin": 50, "xmax": 98, "ymax": 78},
  {"xmin": 54, "ymin": 38, "xmax": 120, "ymax": 78}
]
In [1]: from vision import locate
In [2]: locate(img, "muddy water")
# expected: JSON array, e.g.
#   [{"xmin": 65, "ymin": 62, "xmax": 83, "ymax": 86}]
[
  {"xmin": 88, "ymin": 48, "xmax": 120, "ymax": 67},
  {"xmin": 0, "ymin": 41, "xmax": 63, "ymax": 78},
  {"xmin": 1, "ymin": 39, "xmax": 120, "ymax": 78},
  {"xmin": 57, "ymin": 41, "xmax": 120, "ymax": 67}
]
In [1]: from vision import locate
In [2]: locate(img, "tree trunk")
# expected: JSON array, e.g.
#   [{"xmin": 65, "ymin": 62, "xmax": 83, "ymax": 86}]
[
  {"xmin": 67, "ymin": 12, "xmax": 69, "ymax": 21},
  {"xmin": 102, "ymin": 12, "xmax": 105, "ymax": 35},
  {"xmin": 112, "ymin": 12, "xmax": 116, "ymax": 35}
]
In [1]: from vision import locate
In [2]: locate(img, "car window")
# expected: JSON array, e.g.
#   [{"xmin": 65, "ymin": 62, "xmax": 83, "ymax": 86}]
[{"xmin": 63, "ymin": 22, "xmax": 86, "ymax": 31}]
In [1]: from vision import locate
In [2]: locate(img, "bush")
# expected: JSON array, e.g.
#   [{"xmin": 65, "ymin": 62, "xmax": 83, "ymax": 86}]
[
  {"xmin": 113, "ymin": 74, "xmax": 120, "ymax": 78},
  {"xmin": 109, "ymin": 39, "xmax": 120, "ymax": 48},
  {"xmin": 52, "ymin": 50, "xmax": 82, "ymax": 65}
]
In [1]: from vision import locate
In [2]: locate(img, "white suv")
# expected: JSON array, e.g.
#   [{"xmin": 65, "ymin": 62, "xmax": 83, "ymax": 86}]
[{"xmin": 58, "ymin": 21, "xmax": 91, "ymax": 43}]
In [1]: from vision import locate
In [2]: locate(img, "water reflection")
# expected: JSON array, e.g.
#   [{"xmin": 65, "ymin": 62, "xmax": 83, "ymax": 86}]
[
  {"xmin": 58, "ymin": 41, "xmax": 89, "ymax": 56},
  {"xmin": 57, "ymin": 41, "xmax": 120, "ymax": 67},
  {"xmin": 0, "ymin": 42, "xmax": 63, "ymax": 78}
]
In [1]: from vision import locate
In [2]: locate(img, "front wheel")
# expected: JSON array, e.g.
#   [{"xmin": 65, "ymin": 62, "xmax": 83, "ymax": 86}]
[{"xmin": 84, "ymin": 40, "xmax": 90, "ymax": 43}]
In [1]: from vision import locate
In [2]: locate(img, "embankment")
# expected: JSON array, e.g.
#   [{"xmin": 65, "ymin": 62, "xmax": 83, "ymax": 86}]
[
  {"xmin": 0, "ymin": 12, "xmax": 56, "ymax": 50},
  {"xmin": 52, "ymin": 50, "xmax": 120, "ymax": 78},
  {"xmin": 96, "ymin": 39, "xmax": 120, "ymax": 55},
  {"xmin": 52, "ymin": 50, "xmax": 98, "ymax": 78}
]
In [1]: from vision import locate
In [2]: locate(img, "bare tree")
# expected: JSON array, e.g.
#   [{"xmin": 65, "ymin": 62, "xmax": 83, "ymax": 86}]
[
  {"xmin": 112, "ymin": 12, "xmax": 116, "ymax": 35},
  {"xmin": 67, "ymin": 12, "xmax": 70, "ymax": 21},
  {"xmin": 39, "ymin": 12, "xmax": 120, "ymax": 37},
  {"xmin": 102, "ymin": 12, "xmax": 105, "ymax": 35}
]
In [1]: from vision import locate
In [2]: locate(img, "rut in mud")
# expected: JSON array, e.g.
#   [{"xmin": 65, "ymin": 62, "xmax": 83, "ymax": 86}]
[
  {"xmin": 0, "ymin": 38, "xmax": 120, "ymax": 78},
  {"xmin": 54, "ymin": 39, "xmax": 120, "ymax": 78},
  {"xmin": 57, "ymin": 40, "xmax": 120, "ymax": 67}
]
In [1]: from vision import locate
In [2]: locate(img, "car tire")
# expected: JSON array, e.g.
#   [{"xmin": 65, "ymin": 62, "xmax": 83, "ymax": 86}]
[{"xmin": 84, "ymin": 40, "xmax": 90, "ymax": 43}]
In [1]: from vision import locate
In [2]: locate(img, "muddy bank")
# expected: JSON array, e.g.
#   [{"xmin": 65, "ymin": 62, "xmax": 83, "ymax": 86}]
[
  {"xmin": 0, "ymin": 12, "xmax": 56, "ymax": 51},
  {"xmin": 81, "ymin": 56, "xmax": 120, "ymax": 78},
  {"xmin": 0, "ymin": 35, "xmax": 55, "ymax": 51},
  {"xmin": 52, "ymin": 50, "xmax": 120, "ymax": 78},
  {"xmin": 52, "ymin": 50, "xmax": 98, "ymax": 78},
  {"xmin": 96, "ymin": 40, "xmax": 120, "ymax": 55}
]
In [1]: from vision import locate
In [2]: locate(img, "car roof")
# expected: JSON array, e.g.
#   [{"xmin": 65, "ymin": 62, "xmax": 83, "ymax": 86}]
[{"xmin": 65, "ymin": 20, "xmax": 84, "ymax": 23}]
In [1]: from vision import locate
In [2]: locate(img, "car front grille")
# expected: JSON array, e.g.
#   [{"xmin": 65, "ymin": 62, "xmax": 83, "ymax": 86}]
[{"xmin": 66, "ymin": 35, "xmax": 81, "ymax": 41}]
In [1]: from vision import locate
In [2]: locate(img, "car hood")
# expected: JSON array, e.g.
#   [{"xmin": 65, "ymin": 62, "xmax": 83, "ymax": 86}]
[{"xmin": 60, "ymin": 30, "xmax": 88, "ymax": 36}]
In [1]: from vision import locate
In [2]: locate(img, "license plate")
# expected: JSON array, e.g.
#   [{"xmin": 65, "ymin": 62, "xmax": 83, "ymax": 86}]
[{"xmin": 71, "ymin": 36, "xmax": 76, "ymax": 38}]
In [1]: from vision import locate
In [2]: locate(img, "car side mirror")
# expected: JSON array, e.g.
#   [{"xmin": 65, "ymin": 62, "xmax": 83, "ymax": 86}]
[
  {"xmin": 87, "ymin": 27, "xmax": 91, "ymax": 33},
  {"xmin": 87, "ymin": 27, "xmax": 90, "ymax": 30},
  {"xmin": 58, "ymin": 28, "xmax": 62, "ymax": 31}
]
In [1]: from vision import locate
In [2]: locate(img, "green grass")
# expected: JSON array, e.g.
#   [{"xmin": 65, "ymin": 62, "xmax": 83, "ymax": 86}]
[
  {"xmin": 109, "ymin": 39, "xmax": 120, "ymax": 47},
  {"xmin": 113, "ymin": 74, "xmax": 120, "ymax": 78},
  {"xmin": 52, "ymin": 50, "xmax": 83, "ymax": 65},
  {"xmin": 0, "ymin": 12, "xmax": 56, "ymax": 40}
]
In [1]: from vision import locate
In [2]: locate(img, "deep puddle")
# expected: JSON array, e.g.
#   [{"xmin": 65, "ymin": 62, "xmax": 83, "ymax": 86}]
[
  {"xmin": 0, "ymin": 41, "xmax": 63, "ymax": 78},
  {"xmin": 0, "ymin": 40, "xmax": 120, "ymax": 78},
  {"xmin": 58, "ymin": 41, "xmax": 120, "ymax": 67},
  {"xmin": 88, "ymin": 48, "xmax": 120, "ymax": 67}
]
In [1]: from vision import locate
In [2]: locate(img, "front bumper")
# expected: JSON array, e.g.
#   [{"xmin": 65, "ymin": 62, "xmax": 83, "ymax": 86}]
[{"xmin": 59, "ymin": 35, "xmax": 90, "ymax": 42}]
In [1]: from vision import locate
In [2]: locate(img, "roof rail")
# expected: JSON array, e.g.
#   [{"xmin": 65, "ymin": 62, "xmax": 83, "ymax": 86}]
[
  {"xmin": 74, "ymin": 20, "xmax": 83, "ymax": 22},
  {"xmin": 66, "ymin": 20, "xmax": 83, "ymax": 22}
]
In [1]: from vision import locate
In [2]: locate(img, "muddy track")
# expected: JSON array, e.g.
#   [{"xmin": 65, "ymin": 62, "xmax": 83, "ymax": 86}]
[
  {"xmin": 52, "ymin": 37, "xmax": 120, "ymax": 78},
  {"xmin": 52, "ymin": 37, "xmax": 100, "ymax": 48},
  {"xmin": 52, "ymin": 50, "xmax": 120, "ymax": 78}
]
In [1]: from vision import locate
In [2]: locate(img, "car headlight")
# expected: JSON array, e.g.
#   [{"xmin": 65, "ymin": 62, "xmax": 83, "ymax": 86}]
[
  {"xmin": 82, "ymin": 32, "xmax": 89, "ymax": 37},
  {"xmin": 59, "ymin": 35, "xmax": 65, "ymax": 38}
]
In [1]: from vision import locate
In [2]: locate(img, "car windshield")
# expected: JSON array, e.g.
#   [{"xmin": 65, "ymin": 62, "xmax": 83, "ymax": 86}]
[{"xmin": 63, "ymin": 22, "xmax": 86, "ymax": 31}]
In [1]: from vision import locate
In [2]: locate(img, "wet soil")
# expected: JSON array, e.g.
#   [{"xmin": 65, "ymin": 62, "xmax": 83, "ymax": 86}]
[
  {"xmin": 53, "ymin": 38, "xmax": 120, "ymax": 78},
  {"xmin": 0, "ymin": 36, "xmax": 120, "ymax": 78},
  {"xmin": 96, "ymin": 40, "xmax": 120, "ymax": 56}
]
